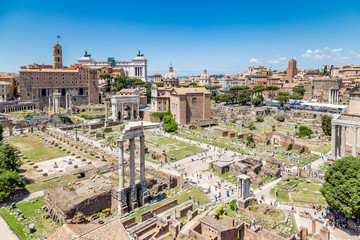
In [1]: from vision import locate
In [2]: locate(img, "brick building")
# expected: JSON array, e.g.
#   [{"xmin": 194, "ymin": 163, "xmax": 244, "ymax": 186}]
[
  {"xmin": 189, "ymin": 215, "xmax": 244, "ymax": 240},
  {"xmin": 286, "ymin": 59, "xmax": 298, "ymax": 82},
  {"xmin": 151, "ymin": 64, "xmax": 211, "ymax": 124},
  {"xmin": 19, "ymin": 43, "xmax": 99, "ymax": 109}
]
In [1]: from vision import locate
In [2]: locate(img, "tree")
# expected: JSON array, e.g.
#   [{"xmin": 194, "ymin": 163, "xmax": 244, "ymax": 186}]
[
  {"xmin": 146, "ymin": 90, "xmax": 151, "ymax": 103},
  {"xmin": 214, "ymin": 96, "xmax": 220, "ymax": 102},
  {"xmin": 320, "ymin": 157, "xmax": 360, "ymax": 218},
  {"xmin": 237, "ymin": 91, "xmax": 250, "ymax": 105},
  {"xmin": 252, "ymin": 95, "xmax": 264, "ymax": 107},
  {"xmin": 220, "ymin": 93, "xmax": 235, "ymax": 104},
  {"xmin": 99, "ymin": 74, "xmax": 113, "ymax": 93},
  {"xmin": 0, "ymin": 169, "xmax": 25, "ymax": 201},
  {"xmin": 163, "ymin": 114, "xmax": 178, "ymax": 133},
  {"xmin": 0, "ymin": 122, "xmax": 3, "ymax": 141},
  {"xmin": 289, "ymin": 95, "xmax": 304, "ymax": 100},
  {"xmin": 210, "ymin": 90, "xmax": 217, "ymax": 99},
  {"xmin": 276, "ymin": 115, "xmax": 285, "ymax": 122},
  {"xmin": 253, "ymin": 86, "xmax": 265, "ymax": 92},
  {"xmin": 230, "ymin": 199, "xmax": 238, "ymax": 211},
  {"xmin": 252, "ymin": 96, "xmax": 262, "ymax": 106},
  {"xmin": 277, "ymin": 92, "xmax": 290, "ymax": 106},
  {"xmin": 0, "ymin": 143, "xmax": 22, "ymax": 171},
  {"xmin": 230, "ymin": 86, "xmax": 249, "ymax": 91},
  {"xmin": 155, "ymin": 82, "xmax": 164, "ymax": 87},
  {"xmin": 292, "ymin": 87, "xmax": 306, "ymax": 95},
  {"xmin": 256, "ymin": 115, "xmax": 264, "ymax": 122},
  {"xmin": 297, "ymin": 126, "xmax": 313, "ymax": 138},
  {"xmin": 321, "ymin": 115, "xmax": 333, "ymax": 136}
]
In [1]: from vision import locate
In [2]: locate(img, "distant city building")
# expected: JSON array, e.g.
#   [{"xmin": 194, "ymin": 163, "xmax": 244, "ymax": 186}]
[
  {"xmin": 286, "ymin": 59, "xmax": 298, "ymax": 82},
  {"xmin": 78, "ymin": 51, "xmax": 148, "ymax": 81},
  {"xmin": 219, "ymin": 76, "xmax": 241, "ymax": 91},
  {"xmin": 163, "ymin": 64, "xmax": 179, "ymax": 88},
  {"xmin": 19, "ymin": 43, "xmax": 99, "ymax": 109},
  {"xmin": 331, "ymin": 65, "xmax": 360, "ymax": 78},
  {"xmin": 0, "ymin": 73, "xmax": 17, "ymax": 100},
  {"xmin": 303, "ymin": 79, "xmax": 338, "ymax": 102},
  {"xmin": 153, "ymin": 73, "xmax": 162, "ymax": 83},
  {"xmin": 199, "ymin": 68, "xmax": 210, "ymax": 86}
]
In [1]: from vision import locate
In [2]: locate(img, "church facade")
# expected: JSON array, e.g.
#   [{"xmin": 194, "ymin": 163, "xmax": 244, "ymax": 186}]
[{"xmin": 151, "ymin": 64, "xmax": 211, "ymax": 124}]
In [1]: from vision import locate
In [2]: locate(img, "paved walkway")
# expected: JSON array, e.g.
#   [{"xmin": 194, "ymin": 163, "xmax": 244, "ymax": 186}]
[
  {"xmin": 0, "ymin": 216, "xmax": 18, "ymax": 240},
  {"xmin": 0, "ymin": 190, "xmax": 43, "ymax": 240}
]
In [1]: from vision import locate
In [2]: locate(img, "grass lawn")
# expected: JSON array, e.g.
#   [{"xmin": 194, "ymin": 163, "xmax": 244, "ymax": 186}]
[
  {"xmin": 24, "ymin": 173, "xmax": 81, "ymax": 193},
  {"xmin": 0, "ymin": 196, "xmax": 57, "ymax": 240},
  {"xmin": 209, "ymin": 170, "xmax": 238, "ymax": 184},
  {"xmin": 145, "ymin": 135, "xmax": 205, "ymax": 161},
  {"xmin": 8, "ymin": 135, "xmax": 69, "ymax": 163}
]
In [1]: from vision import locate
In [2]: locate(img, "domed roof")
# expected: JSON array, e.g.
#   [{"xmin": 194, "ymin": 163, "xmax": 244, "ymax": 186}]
[
  {"xmin": 164, "ymin": 64, "xmax": 178, "ymax": 80},
  {"xmin": 200, "ymin": 68, "xmax": 210, "ymax": 80},
  {"xmin": 132, "ymin": 50, "xmax": 147, "ymax": 61},
  {"xmin": 78, "ymin": 56, "xmax": 94, "ymax": 62},
  {"xmin": 132, "ymin": 56, "xmax": 147, "ymax": 61}
]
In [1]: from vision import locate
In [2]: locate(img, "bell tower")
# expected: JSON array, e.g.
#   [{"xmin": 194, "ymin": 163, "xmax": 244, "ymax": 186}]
[{"xmin": 53, "ymin": 44, "xmax": 63, "ymax": 69}]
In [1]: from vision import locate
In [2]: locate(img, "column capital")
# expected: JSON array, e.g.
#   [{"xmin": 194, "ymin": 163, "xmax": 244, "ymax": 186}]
[{"xmin": 353, "ymin": 126, "xmax": 358, "ymax": 132}]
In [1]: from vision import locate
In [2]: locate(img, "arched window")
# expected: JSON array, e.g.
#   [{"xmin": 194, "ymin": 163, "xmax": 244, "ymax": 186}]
[{"xmin": 57, "ymin": 49, "xmax": 60, "ymax": 54}]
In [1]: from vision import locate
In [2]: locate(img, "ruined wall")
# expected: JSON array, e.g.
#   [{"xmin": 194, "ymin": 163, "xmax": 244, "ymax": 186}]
[
  {"xmin": 179, "ymin": 204, "xmax": 193, "ymax": 219},
  {"xmin": 122, "ymin": 217, "xmax": 136, "ymax": 229},
  {"xmin": 141, "ymin": 200, "xmax": 178, "ymax": 222}
]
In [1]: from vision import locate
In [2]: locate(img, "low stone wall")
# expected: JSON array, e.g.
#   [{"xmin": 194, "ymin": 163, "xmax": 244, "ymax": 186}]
[
  {"xmin": 140, "ymin": 200, "xmax": 178, "ymax": 222},
  {"xmin": 122, "ymin": 217, "xmax": 136, "ymax": 229},
  {"xmin": 244, "ymin": 225, "xmax": 296, "ymax": 240},
  {"xmin": 179, "ymin": 204, "xmax": 193, "ymax": 219},
  {"xmin": 187, "ymin": 209, "xmax": 198, "ymax": 221}
]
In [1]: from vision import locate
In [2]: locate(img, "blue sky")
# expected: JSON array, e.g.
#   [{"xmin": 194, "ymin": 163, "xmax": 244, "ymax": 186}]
[{"xmin": 1, "ymin": 0, "xmax": 360, "ymax": 76}]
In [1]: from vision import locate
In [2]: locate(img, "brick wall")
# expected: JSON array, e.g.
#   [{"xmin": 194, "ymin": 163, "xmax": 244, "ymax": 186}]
[{"xmin": 179, "ymin": 204, "xmax": 193, "ymax": 219}]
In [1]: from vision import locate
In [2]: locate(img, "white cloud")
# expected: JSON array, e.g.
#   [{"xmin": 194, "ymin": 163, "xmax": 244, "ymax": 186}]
[
  {"xmin": 331, "ymin": 48, "xmax": 343, "ymax": 52},
  {"xmin": 249, "ymin": 58, "xmax": 258, "ymax": 63},
  {"xmin": 278, "ymin": 57, "xmax": 286, "ymax": 61},
  {"xmin": 305, "ymin": 49, "xmax": 320, "ymax": 54},
  {"xmin": 268, "ymin": 60, "xmax": 280, "ymax": 64},
  {"xmin": 357, "ymin": 54, "xmax": 360, "ymax": 58},
  {"xmin": 302, "ymin": 53, "xmax": 329, "ymax": 60},
  {"xmin": 324, "ymin": 47, "xmax": 329, "ymax": 50}
]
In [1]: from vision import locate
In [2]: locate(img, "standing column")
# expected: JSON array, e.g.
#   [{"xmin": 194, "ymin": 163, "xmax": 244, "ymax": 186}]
[
  {"xmin": 65, "ymin": 93, "xmax": 68, "ymax": 111},
  {"xmin": 104, "ymin": 101, "xmax": 109, "ymax": 127},
  {"xmin": 341, "ymin": 125, "xmax": 346, "ymax": 157},
  {"xmin": 352, "ymin": 127, "xmax": 358, "ymax": 157},
  {"xmin": 131, "ymin": 103, "xmax": 134, "ymax": 120},
  {"xmin": 119, "ymin": 140, "xmax": 125, "ymax": 189},
  {"xmin": 140, "ymin": 134, "xmax": 145, "ymax": 183},
  {"xmin": 331, "ymin": 124, "xmax": 336, "ymax": 158},
  {"xmin": 129, "ymin": 138, "xmax": 135, "ymax": 187},
  {"xmin": 48, "ymin": 96, "xmax": 51, "ymax": 111}
]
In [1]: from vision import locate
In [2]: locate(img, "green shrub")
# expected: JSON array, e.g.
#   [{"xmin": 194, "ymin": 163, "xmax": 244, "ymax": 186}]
[
  {"xmin": 213, "ymin": 206, "xmax": 224, "ymax": 219},
  {"xmin": 230, "ymin": 199, "xmax": 238, "ymax": 211},
  {"xmin": 297, "ymin": 126, "xmax": 313, "ymax": 138},
  {"xmin": 272, "ymin": 125, "xmax": 276, "ymax": 131},
  {"xmin": 276, "ymin": 115, "xmax": 285, "ymax": 122},
  {"xmin": 256, "ymin": 115, "xmax": 264, "ymax": 122},
  {"xmin": 249, "ymin": 124, "xmax": 256, "ymax": 131}
]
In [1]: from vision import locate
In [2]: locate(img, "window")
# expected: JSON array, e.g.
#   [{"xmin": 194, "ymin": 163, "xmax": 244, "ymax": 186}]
[{"xmin": 192, "ymin": 98, "xmax": 197, "ymax": 104}]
